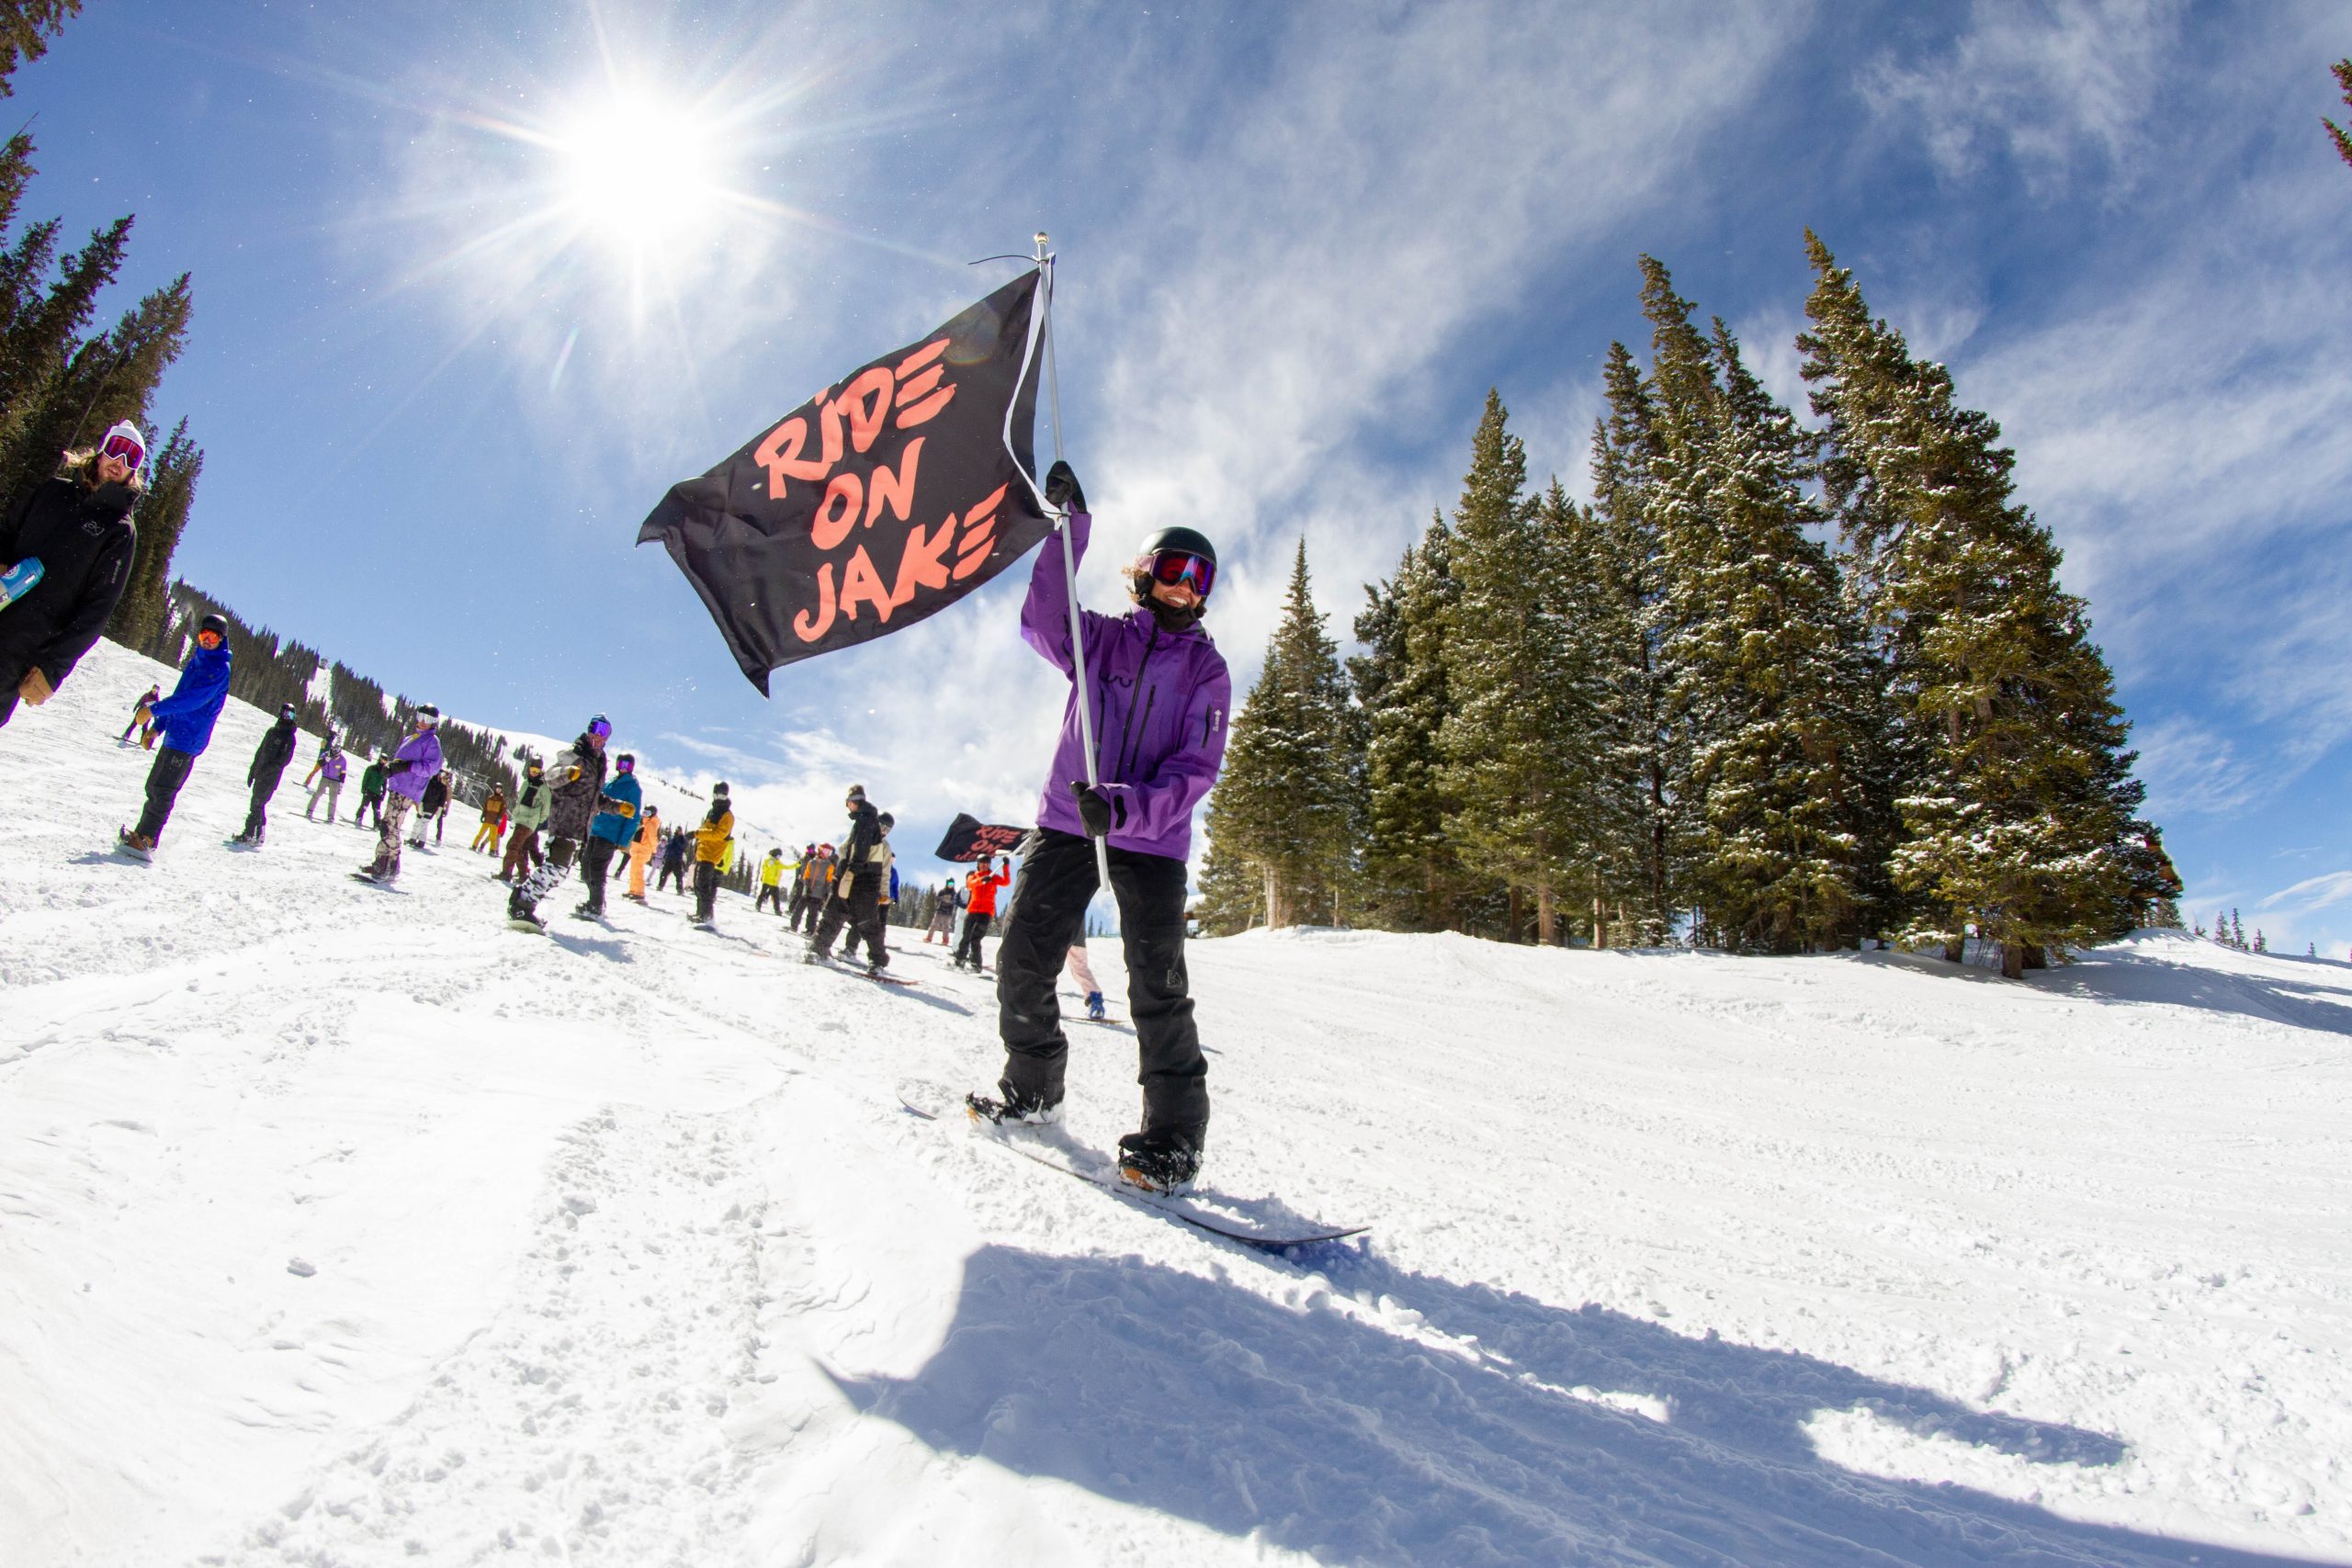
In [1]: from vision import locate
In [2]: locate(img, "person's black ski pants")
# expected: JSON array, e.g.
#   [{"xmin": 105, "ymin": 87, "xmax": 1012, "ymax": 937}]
[
  {"xmin": 693, "ymin": 861, "xmax": 721, "ymax": 922},
  {"xmin": 243, "ymin": 773, "xmax": 284, "ymax": 839},
  {"xmin": 355, "ymin": 792, "xmax": 383, "ymax": 830},
  {"xmin": 954, "ymin": 910, "xmax": 992, "ymax": 968},
  {"xmin": 995, "ymin": 829, "xmax": 1207, "ymax": 1142},
  {"xmin": 756, "ymin": 884, "xmax": 785, "ymax": 915},
  {"xmin": 580, "ymin": 836, "xmax": 618, "ymax": 914},
  {"xmin": 133, "ymin": 745, "xmax": 198, "ymax": 842},
  {"xmin": 657, "ymin": 858, "xmax": 686, "ymax": 894},
  {"xmin": 810, "ymin": 871, "xmax": 885, "ymax": 964}
]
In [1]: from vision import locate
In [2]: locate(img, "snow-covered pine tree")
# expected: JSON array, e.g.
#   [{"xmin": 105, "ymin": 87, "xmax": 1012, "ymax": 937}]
[
  {"xmin": 1800, "ymin": 232, "xmax": 2146, "ymax": 979},
  {"xmin": 1431, "ymin": 390, "xmax": 1595, "ymax": 943},
  {"xmin": 1585, "ymin": 338, "xmax": 1684, "ymax": 942},
  {"xmin": 1352, "ymin": 513, "xmax": 1473, "ymax": 931},
  {"xmin": 1202, "ymin": 536, "xmax": 1356, "ymax": 928},
  {"xmin": 1656, "ymin": 303, "xmax": 1879, "ymax": 952}
]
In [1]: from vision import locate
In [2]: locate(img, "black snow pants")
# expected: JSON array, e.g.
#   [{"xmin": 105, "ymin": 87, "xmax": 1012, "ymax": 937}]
[
  {"xmin": 995, "ymin": 829, "xmax": 1207, "ymax": 1143},
  {"xmin": 756, "ymin": 884, "xmax": 785, "ymax": 915},
  {"xmin": 953, "ymin": 910, "xmax": 992, "ymax": 968},
  {"xmin": 355, "ymin": 791, "xmax": 384, "ymax": 830},
  {"xmin": 133, "ymin": 746, "xmax": 198, "ymax": 843},
  {"xmin": 579, "ymin": 836, "xmax": 618, "ymax": 915},
  {"xmin": 693, "ymin": 862, "xmax": 721, "ymax": 923},
  {"xmin": 243, "ymin": 769, "xmax": 286, "ymax": 840},
  {"xmin": 657, "ymin": 856, "xmax": 687, "ymax": 895},
  {"xmin": 811, "ymin": 870, "xmax": 885, "ymax": 965}
]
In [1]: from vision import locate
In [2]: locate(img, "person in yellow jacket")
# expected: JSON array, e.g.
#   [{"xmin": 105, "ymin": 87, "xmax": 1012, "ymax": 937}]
[
  {"xmin": 625, "ymin": 804, "xmax": 662, "ymax": 902},
  {"xmin": 756, "ymin": 846, "xmax": 788, "ymax": 916},
  {"xmin": 470, "ymin": 784, "xmax": 508, "ymax": 853},
  {"xmin": 690, "ymin": 782, "xmax": 732, "ymax": 927}
]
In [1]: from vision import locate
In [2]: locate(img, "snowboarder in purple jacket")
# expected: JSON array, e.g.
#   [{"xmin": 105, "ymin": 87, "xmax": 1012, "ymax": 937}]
[
  {"xmin": 967, "ymin": 459, "xmax": 1231, "ymax": 1192},
  {"xmin": 359, "ymin": 705, "xmax": 444, "ymax": 884}
]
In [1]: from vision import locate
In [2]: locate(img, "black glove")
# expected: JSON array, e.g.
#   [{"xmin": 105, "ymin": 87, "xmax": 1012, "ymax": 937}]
[
  {"xmin": 1044, "ymin": 459, "xmax": 1087, "ymax": 516},
  {"xmin": 1070, "ymin": 779, "xmax": 1119, "ymax": 838}
]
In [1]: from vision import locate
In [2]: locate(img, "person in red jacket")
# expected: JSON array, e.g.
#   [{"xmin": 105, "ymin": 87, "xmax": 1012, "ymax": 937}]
[{"xmin": 952, "ymin": 853, "xmax": 1010, "ymax": 972}]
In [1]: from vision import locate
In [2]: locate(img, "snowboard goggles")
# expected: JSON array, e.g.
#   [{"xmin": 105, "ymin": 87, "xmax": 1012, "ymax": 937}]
[
  {"xmin": 587, "ymin": 717, "xmax": 612, "ymax": 739},
  {"xmin": 1143, "ymin": 549, "xmax": 1216, "ymax": 600},
  {"xmin": 194, "ymin": 626, "xmax": 223, "ymax": 648},
  {"xmin": 100, "ymin": 428, "xmax": 145, "ymax": 471}
]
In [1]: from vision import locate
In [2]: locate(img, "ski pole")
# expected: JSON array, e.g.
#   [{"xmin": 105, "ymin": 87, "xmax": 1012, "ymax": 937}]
[{"xmin": 1035, "ymin": 232, "xmax": 1114, "ymax": 895}]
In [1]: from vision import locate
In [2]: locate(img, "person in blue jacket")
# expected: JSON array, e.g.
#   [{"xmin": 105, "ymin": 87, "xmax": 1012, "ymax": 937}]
[
  {"xmin": 577, "ymin": 751, "xmax": 642, "ymax": 919},
  {"xmin": 118, "ymin": 613, "xmax": 233, "ymax": 858}
]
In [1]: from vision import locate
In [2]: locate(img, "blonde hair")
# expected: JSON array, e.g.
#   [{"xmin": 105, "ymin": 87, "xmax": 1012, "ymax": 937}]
[{"xmin": 60, "ymin": 447, "xmax": 149, "ymax": 495}]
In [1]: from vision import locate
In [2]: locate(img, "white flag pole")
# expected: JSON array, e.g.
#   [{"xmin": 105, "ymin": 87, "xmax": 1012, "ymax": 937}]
[{"xmin": 1032, "ymin": 232, "xmax": 1116, "ymax": 893}]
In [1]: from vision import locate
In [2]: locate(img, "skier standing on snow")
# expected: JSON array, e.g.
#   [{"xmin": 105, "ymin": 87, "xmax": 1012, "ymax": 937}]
[
  {"xmin": 808, "ymin": 785, "xmax": 888, "ymax": 971},
  {"xmin": 0, "ymin": 423, "xmax": 144, "ymax": 728},
  {"xmin": 508, "ymin": 716, "xmax": 609, "ymax": 929},
  {"xmin": 118, "ymin": 612, "xmax": 232, "ymax": 858},
  {"xmin": 624, "ymin": 804, "xmax": 661, "ymax": 902},
  {"xmin": 966, "ymin": 460, "xmax": 1230, "ymax": 1192},
  {"xmin": 234, "ymin": 703, "xmax": 301, "ymax": 845},
  {"xmin": 756, "ymin": 847, "xmax": 787, "ymax": 916},
  {"xmin": 577, "ymin": 751, "xmax": 641, "ymax": 919},
  {"xmin": 843, "ymin": 814, "xmax": 899, "ymax": 967},
  {"xmin": 925, "ymin": 877, "xmax": 960, "ymax": 945},
  {"xmin": 470, "ymin": 784, "xmax": 507, "ymax": 853},
  {"xmin": 412, "ymin": 769, "xmax": 451, "ymax": 847},
  {"xmin": 355, "ymin": 755, "xmax": 388, "ymax": 831},
  {"xmin": 499, "ymin": 756, "xmax": 549, "ymax": 882},
  {"xmin": 953, "ymin": 854, "xmax": 1008, "ymax": 971},
  {"xmin": 690, "ymin": 783, "xmax": 732, "ymax": 927},
  {"xmin": 358, "ymin": 705, "xmax": 443, "ymax": 883},
  {"xmin": 302, "ymin": 734, "xmax": 348, "ymax": 822},
  {"xmin": 120, "ymin": 684, "xmax": 160, "ymax": 745}
]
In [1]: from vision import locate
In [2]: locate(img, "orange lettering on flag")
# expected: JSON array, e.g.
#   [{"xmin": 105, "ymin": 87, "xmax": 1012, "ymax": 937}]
[
  {"xmin": 812, "ymin": 473, "xmax": 864, "ymax": 550},
  {"xmin": 755, "ymin": 416, "xmax": 829, "ymax": 499},
  {"xmin": 841, "ymin": 367, "xmax": 894, "ymax": 453},
  {"xmin": 793, "ymin": 563, "xmax": 837, "ymax": 643},
  {"xmin": 838, "ymin": 545, "xmax": 893, "ymax": 623},
  {"xmin": 889, "ymin": 513, "xmax": 956, "ymax": 608},
  {"xmin": 895, "ymin": 337, "xmax": 949, "ymax": 378},
  {"xmin": 896, "ymin": 383, "xmax": 956, "ymax": 429},
  {"xmin": 865, "ymin": 436, "xmax": 923, "ymax": 527}
]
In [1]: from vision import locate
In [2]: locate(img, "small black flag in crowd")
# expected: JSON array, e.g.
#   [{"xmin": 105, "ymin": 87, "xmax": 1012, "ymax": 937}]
[
  {"xmin": 935, "ymin": 813, "xmax": 1027, "ymax": 863},
  {"xmin": 639, "ymin": 272, "xmax": 1051, "ymax": 694}
]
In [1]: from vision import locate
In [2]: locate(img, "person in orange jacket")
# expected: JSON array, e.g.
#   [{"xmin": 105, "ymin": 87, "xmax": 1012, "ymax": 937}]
[
  {"xmin": 952, "ymin": 852, "xmax": 1011, "ymax": 971},
  {"xmin": 625, "ymin": 804, "xmax": 662, "ymax": 902}
]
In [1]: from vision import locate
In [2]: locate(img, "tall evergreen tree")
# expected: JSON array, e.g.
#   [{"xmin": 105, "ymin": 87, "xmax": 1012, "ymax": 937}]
[
  {"xmin": 1433, "ymin": 390, "xmax": 1595, "ymax": 942},
  {"xmin": 0, "ymin": 1, "xmax": 80, "ymax": 95},
  {"xmin": 1352, "ymin": 513, "xmax": 1470, "ymax": 931},
  {"xmin": 1203, "ymin": 537, "xmax": 1356, "ymax": 927},
  {"xmin": 1800, "ymin": 231, "xmax": 2145, "ymax": 976}
]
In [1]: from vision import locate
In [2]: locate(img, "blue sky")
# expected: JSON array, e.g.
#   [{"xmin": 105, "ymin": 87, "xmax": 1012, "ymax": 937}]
[{"xmin": 17, "ymin": 1, "xmax": 2352, "ymax": 950}]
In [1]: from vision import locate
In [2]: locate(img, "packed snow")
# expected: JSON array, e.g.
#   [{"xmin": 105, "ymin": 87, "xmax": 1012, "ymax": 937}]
[{"xmin": 3, "ymin": 641, "xmax": 2347, "ymax": 1567}]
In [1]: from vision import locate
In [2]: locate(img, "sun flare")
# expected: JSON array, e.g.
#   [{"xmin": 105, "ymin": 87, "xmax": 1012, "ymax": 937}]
[{"xmin": 552, "ymin": 95, "xmax": 728, "ymax": 246}]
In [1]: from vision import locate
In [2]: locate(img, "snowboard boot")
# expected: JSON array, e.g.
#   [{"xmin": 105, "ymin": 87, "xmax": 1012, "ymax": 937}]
[
  {"xmin": 1116, "ymin": 1129, "xmax": 1203, "ymax": 1193},
  {"xmin": 1086, "ymin": 990, "xmax": 1106, "ymax": 1021},
  {"xmin": 965, "ymin": 1087, "xmax": 1061, "ymax": 1127},
  {"xmin": 117, "ymin": 827, "xmax": 154, "ymax": 861}
]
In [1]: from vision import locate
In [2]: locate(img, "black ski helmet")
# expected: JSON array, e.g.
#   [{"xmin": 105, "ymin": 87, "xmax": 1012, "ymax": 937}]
[
  {"xmin": 713, "ymin": 780, "xmax": 729, "ymax": 796},
  {"xmin": 198, "ymin": 612, "xmax": 229, "ymax": 638},
  {"xmin": 1137, "ymin": 525, "xmax": 1216, "ymax": 566},
  {"xmin": 278, "ymin": 702, "xmax": 296, "ymax": 719}
]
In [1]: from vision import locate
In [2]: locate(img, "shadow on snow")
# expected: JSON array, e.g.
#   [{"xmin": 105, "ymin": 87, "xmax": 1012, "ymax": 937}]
[{"xmin": 832, "ymin": 1244, "xmax": 2321, "ymax": 1567}]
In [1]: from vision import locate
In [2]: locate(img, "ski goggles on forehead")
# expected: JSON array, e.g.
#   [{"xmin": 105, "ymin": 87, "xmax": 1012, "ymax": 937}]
[
  {"xmin": 1144, "ymin": 549, "xmax": 1216, "ymax": 598},
  {"xmin": 101, "ymin": 430, "xmax": 145, "ymax": 469}
]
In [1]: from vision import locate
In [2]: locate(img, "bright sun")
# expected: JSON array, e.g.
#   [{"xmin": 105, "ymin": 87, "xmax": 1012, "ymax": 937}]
[{"xmin": 553, "ymin": 96, "xmax": 728, "ymax": 246}]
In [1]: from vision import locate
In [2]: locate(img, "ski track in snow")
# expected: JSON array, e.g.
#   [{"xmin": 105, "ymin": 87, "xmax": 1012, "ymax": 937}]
[{"xmin": 3, "ymin": 645, "xmax": 2348, "ymax": 1566}]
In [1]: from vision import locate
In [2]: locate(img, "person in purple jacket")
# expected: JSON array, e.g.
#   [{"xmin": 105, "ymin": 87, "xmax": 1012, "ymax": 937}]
[
  {"xmin": 358, "ymin": 704, "xmax": 443, "ymax": 885},
  {"xmin": 966, "ymin": 459, "xmax": 1232, "ymax": 1192}
]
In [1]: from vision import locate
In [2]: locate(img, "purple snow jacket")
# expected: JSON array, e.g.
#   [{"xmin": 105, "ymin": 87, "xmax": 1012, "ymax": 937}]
[
  {"xmin": 1022, "ymin": 509, "xmax": 1230, "ymax": 862},
  {"xmin": 386, "ymin": 727, "xmax": 444, "ymax": 804}
]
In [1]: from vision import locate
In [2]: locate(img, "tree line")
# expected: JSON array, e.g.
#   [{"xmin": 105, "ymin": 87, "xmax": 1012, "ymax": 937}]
[{"xmin": 1202, "ymin": 235, "xmax": 2183, "ymax": 978}]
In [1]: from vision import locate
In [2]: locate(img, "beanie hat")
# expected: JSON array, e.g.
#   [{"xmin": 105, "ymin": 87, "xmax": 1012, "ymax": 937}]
[
  {"xmin": 713, "ymin": 781, "xmax": 729, "ymax": 797},
  {"xmin": 845, "ymin": 784, "xmax": 866, "ymax": 801}
]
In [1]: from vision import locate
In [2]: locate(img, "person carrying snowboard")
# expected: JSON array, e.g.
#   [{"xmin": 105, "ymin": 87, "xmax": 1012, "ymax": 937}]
[
  {"xmin": 953, "ymin": 854, "xmax": 1008, "ymax": 971},
  {"xmin": 302, "ymin": 733, "xmax": 348, "ymax": 822},
  {"xmin": 120, "ymin": 684, "xmax": 160, "ymax": 746},
  {"xmin": 756, "ymin": 847, "xmax": 788, "ymax": 915},
  {"xmin": 808, "ymin": 785, "xmax": 888, "ymax": 969},
  {"xmin": 499, "ymin": 756, "xmax": 549, "ymax": 882},
  {"xmin": 358, "ymin": 705, "xmax": 443, "ymax": 884},
  {"xmin": 118, "ymin": 612, "xmax": 232, "ymax": 858},
  {"xmin": 0, "ymin": 423, "xmax": 144, "ymax": 729},
  {"xmin": 966, "ymin": 460, "xmax": 1230, "ymax": 1193},
  {"xmin": 624, "ymin": 803, "xmax": 661, "ymax": 902},
  {"xmin": 234, "ymin": 702, "xmax": 301, "ymax": 845},
  {"xmin": 690, "ymin": 782, "xmax": 732, "ymax": 926},
  {"xmin": 508, "ymin": 715, "xmax": 609, "ymax": 928},
  {"xmin": 577, "ymin": 751, "xmax": 641, "ymax": 919}
]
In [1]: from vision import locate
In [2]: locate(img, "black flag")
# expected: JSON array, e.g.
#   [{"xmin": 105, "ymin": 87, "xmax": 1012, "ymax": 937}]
[
  {"xmin": 934, "ymin": 812, "xmax": 1028, "ymax": 863},
  {"xmin": 639, "ymin": 272, "xmax": 1050, "ymax": 694}
]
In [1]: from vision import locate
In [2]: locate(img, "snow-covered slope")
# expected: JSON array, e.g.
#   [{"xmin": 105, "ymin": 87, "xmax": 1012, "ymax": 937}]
[{"xmin": 3, "ymin": 642, "xmax": 2347, "ymax": 1567}]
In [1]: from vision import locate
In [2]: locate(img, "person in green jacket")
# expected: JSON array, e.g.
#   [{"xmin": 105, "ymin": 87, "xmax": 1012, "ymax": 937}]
[
  {"xmin": 355, "ymin": 755, "xmax": 390, "ymax": 831},
  {"xmin": 499, "ymin": 756, "xmax": 552, "ymax": 883}
]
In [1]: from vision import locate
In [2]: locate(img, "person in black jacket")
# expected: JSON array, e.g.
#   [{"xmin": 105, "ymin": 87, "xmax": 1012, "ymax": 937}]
[
  {"xmin": 806, "ymin": 784, "xmax": 887, "ymax": 970},
  {"xmin": 0, "ymin": 423, "xmax": 144, "ymax": 727},
  {"xmin": 508, "ymin": 715, "xmax": 609, "ymax": 926},
  {"xmin": 234, "ymin": 703, "xmax": 301, "ymax": 845}
]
